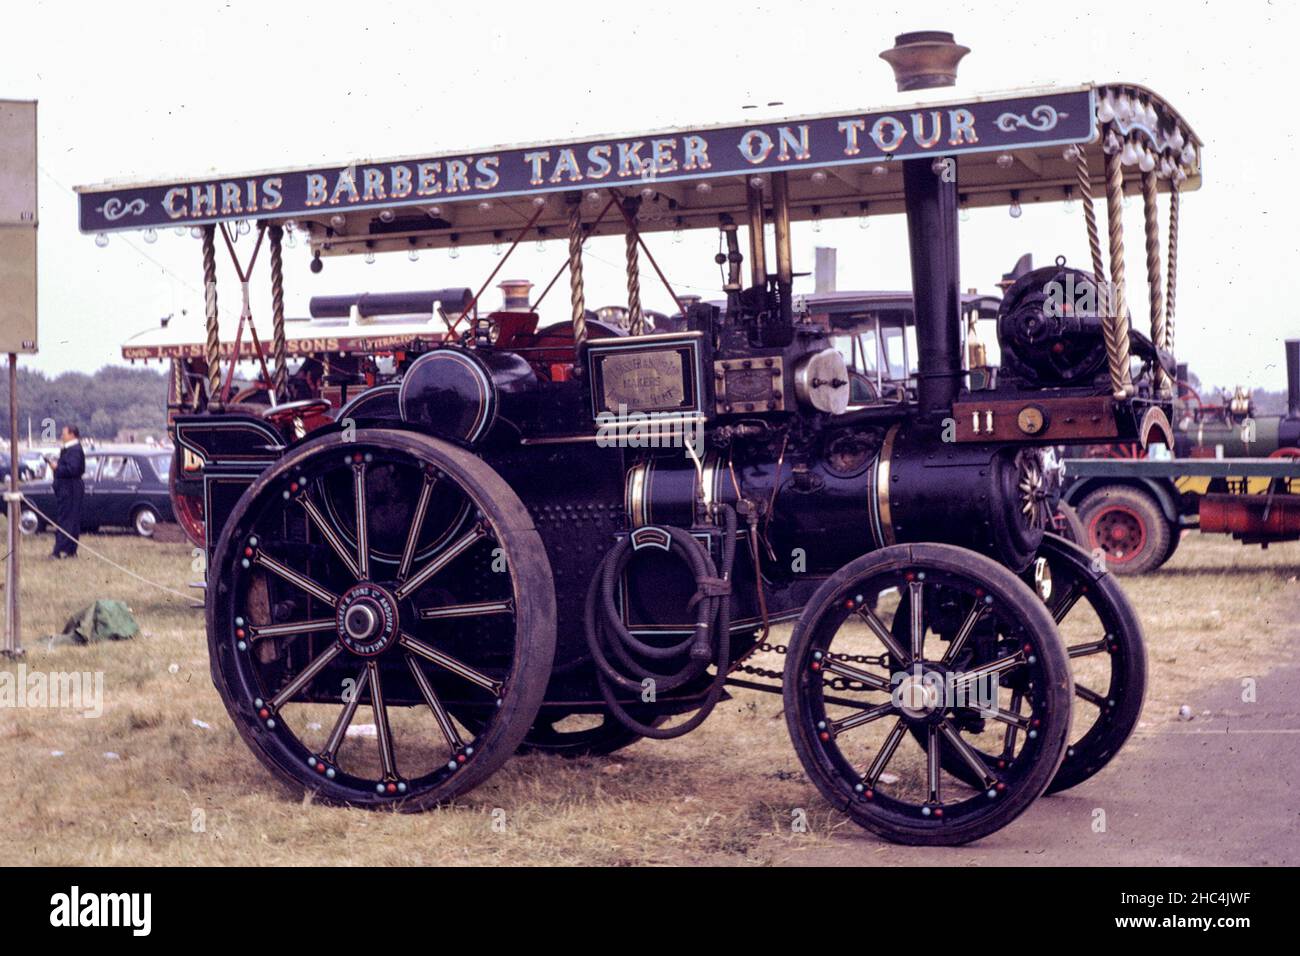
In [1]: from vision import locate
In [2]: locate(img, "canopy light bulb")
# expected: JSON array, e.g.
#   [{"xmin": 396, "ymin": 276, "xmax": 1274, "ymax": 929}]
[
  {"xmin": 1009, "ymin": 199, "xmax": 1022, "ymax": 219},
  {"xmin": 809, "ymin": 169, "xmax": 828, "ymax": 185},
  {"xmin": 959, "ymin": 206, "xmax": 970, "ymax": 223},
  {"xmin": 94, "ymin": 233, "xmax": 109, "ymax": 248},
  {"xmin": 329, "ymin": 214, "xmax": 345, "ymax": 229},
  {"xmin": 190, "ymin": 226, "xmax": 202, "ymax": 239},
  {"xmin": 173, "ymin": 227, "xmax": 186, "ymax": 237},
  {"xmin": 695, "ymin": 181, "xmax": 712, "ymax": 195},
  {"xmin": 478, "ymin": 201, "xmax": 493, "ymax": 212},
  {"xmin": 365, "ymin": 250, "xmax": 376, "ymax": 265},
  {"xmin": 143, "ymin": 228, "xmax": 158, "ymax": 244},
  {"xmin": 532, "ymin": 196, "xmax": 547, "ymax": 208},
  {"xmin": 640, "ymin": 186, "xmax": 656, "ymax": 201},
  {"xmin": 408, "ymin": 245, "xmax": 420, "ymax": 262},
  {"xmin": 236, "ymin": 219, "xmax": 251, "ymax": 237},
  {"xmin": 379, "ymin": 209, "xmax": 395, "ymax": 223},
  {"xmin": 995, "ymin": 153, "xmax": 1014, "ymax": 169},
  {"xmin": 871, "ymin": 165, "xmax": 887, "ymax": 177},
  {"xmin": 448, "ymin": 244, "xmax": 460, "ymax": 260},
  {"xmin": 426, "ymin": 205, "xmax": 443, "ymax": 219},
  {"xmin": 749, "ymin": 175, "xmax": 764, "ymax": 190}
]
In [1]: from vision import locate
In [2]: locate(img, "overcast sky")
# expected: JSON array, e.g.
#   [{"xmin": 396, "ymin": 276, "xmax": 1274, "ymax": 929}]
[{"xmin": 5, "ymin": 0, "xmax": 1297, "ymax": 391}]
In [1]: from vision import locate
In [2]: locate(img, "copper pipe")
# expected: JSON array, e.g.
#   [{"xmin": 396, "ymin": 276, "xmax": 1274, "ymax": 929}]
[{"xmin": 745, "ymin": 180, "xmax": 767, "ymax": 287}]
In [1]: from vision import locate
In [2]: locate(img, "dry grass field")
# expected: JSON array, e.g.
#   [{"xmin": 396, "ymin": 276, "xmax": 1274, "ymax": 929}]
[{"xmin": 0, "ymin": 525, "xmax": 1296, "ymax": 866}]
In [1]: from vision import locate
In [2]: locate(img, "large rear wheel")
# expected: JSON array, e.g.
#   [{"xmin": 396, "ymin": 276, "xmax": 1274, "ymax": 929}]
[{"xmin": 206, "ymin": 428, "xmax": 556, "ymax": 809}]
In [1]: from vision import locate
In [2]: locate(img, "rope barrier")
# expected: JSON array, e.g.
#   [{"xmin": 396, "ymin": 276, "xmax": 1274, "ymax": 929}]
[{"xmin": 16, "ymin": 497, "xmax": 197, "ymax": 604}]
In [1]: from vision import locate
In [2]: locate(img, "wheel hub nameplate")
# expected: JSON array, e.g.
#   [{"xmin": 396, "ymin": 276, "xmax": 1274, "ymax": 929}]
[{"xmin": 336, "ymin": 583, "xmax": 400, "ymax": 656}]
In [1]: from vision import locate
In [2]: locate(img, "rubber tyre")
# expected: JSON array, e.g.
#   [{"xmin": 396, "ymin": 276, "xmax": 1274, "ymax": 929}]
[
  {"xmin": 1078, "ymin": 486, "xmax": 1171, "ymax": 575},
  {"xmin": 1051, "ymin": 501, "xmax": 1087, "ymax": 546}
]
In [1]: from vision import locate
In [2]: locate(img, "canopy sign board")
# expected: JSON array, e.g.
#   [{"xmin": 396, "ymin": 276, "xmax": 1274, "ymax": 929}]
[
  {"xmin": 0, "ymin": 99, "xmax": 37, "ymax": 354},
  {"xmin": 76, "ymin": 88, "xmax": 1094, "ymax": 235}
]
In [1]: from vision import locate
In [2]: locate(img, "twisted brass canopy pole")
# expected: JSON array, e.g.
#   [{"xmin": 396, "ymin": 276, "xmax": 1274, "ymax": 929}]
[
  {"xmin": 269, "ymin": 225, "xmax": 288, "ymax": 401},
  {"xmin": 1166, "ymin": 184, "xmax": 1180, "ymax": 357},
  {"xmin": 201, "ymin": 225, "xmax": 221, "ymax": 402},
  {"xmin": 567, "ymin": 196, "xmax": 588, "ymax": 357},
  {"xmin": 1103, "ymin": 147, "xmax": 1134, "ymax": 399},
  {"xmin": 1141, "ymin": 169, "xmax": 1170, "ymax": 396},
  {"xmin": 623, "ymin": 197, "xmax": 644, "ymax": 335}
]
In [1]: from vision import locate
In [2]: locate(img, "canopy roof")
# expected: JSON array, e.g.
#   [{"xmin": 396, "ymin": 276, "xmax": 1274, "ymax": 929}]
[{"xmin": 78, "ymin": 81, "xmax": 1201, "ymax": 259}]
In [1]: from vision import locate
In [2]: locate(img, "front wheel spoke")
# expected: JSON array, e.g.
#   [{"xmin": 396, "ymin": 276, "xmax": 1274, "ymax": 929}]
[
  {"xmin": 926, "ymin": 724, "xmax": 941, "ymax": 803},
  {"xmin": 249, "ymin": 618, "xmax": 336, "ymax": 640},
  {"xmin": 406, "ymin": 653, "xmax": 465, "ymax": 751},
  {"xmin": 908, "ymin": 580, "xmax": 925, "ymax": 660},
  {"xmin": 941, "ymin": 600, "xmax": 986, "ymax": 666},
  {"xmin": 828, "ymin": 701, "xmax": 895, "ymax": 736},
  {"xmin": 353, "ymin": 464, "xmax": 369, "ymax": 580},
  {"xmin": 939, "ymin": 720, "xmax": 998, "ymax": 789},
  {"xmin": 822, "ymin": 658, "xmax": 891, "ymax": 693},
  {"xmin": 1002, "ymin": 691, "xmax": 1024, "ymax": 757},
  {"xmin": 253, "ymin": 552, "xmax": 338, "ymax": 606},
  {"xmin": 1050, "ymin": 582, "xmax": 1085, "ymax": 624},
  {"xmin": 394, "ymin": 525, "xmax": 488, "ymax": 601},
  {"xmin": 299, "ymin": 494, "xmax": 361, "ymax": 580},
  {"xmin": 367, "ymin": 660, "xmax": 397, "ymax": 779},
  {"xmin": 954, "ymin": 649, "xmax": 1027, "ymax": 691},
  {"xmin": 269, "ymin": 642, "xmax": 343, "ymax": 709},
  {"xmin": 398, "ymin": 473, "xmax": 437, "ymax": 582},
  {"xmin": 855, "ymin": 605, "xmax": 909, "ymax": 665},
  {"xmin": 399, "ymin": 632, "xmax": 503, "ymax": 696},
  {"xmin": 1068, "ymin": 638, "xmax": 1109, "ymax": 659},
  {"xmin": 864, "ymin": 717, "xmax": 907, "ymax": 786},
  {"xmin": 418, "ymin": 599, "xmax": 514, "ymax": 621},
  {"xmin": 322, "ymin": 665, "xmax": 370, "ymax": 760},
  {"xmin": 1075, "ymin": 684, "xmax": 1106, "ymax": 708},
  {"xmin": 986, "ymin": 706, "xmax": 1031, "ymax": 730}
]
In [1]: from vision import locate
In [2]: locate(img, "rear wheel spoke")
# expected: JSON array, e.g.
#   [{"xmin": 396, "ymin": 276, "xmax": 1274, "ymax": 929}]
[
  {"xmin": 908, "ymin": 580, "xmax": 925, "ymax": 661},
  {"xmin": 855, "ymin": 605, "xmax": 909, "ymax": 665},
  {"xmin": 253, "ymin": 552, "xmax": 337, "ymax": 606},
  {"xmin": 942, "ymin": 599, "xmax": 986, "ymax": 666},
  {"xmin": 353, "ymin": 463, "xmax": 369, "ymax": 580},
  {"xmin": 394, "ymin": 525, "xmax": 488, "ymax": 601},
  {"xmin": 322, "ymin": 665, "xmax": 370, "ymax": 761},
  {"xmin": 269, "ymin": 642, "xmax": 342, "ymax": 709},
  {"xmin": 1068, "ymin": 638, "xmax": 1109, "ymax": 658},
  {"xmin": 1001, "ymin": 690, "xmax": 1024, "ymax": 758},
  {"xmin": 1075, "ymin": 684, "xmax": 1106, "ymax": 708},
  {"xmin": 822, "ymin": 658, "xmax": 892, "ymax": 693},
  {"xmin": 398, "ymin": 473, "xmax": 437, "ymax": 583},
  {"xmin": 367, "ymin": 660, "xmax": 397, "ymax": 779},
  {"xmin": 418, "ymin": 599, "xmax": 513, "ymax": 621},
  {"xmin": 299, "ymin": 492, "xmax": 361, "ymax": 580},
  {"xmin": 399, "ymin": 632, "xmax": 503, "ymax": 695},
  {"xmin": 925, "ymin": 724, "xmax": 941, "ymax": 804},
  {"xmin": 406, "ymin": 653, "xmax": 465, "ymax": 751},
  {"xmin": 249, "ymin": 618, "xmax": 336, "ymax": 640}
]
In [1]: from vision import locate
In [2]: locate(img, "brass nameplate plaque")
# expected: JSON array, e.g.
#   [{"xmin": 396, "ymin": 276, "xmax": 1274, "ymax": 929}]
[{"xmin": 599, "ymin": 350, "xmax": 687, "ymax": 413}]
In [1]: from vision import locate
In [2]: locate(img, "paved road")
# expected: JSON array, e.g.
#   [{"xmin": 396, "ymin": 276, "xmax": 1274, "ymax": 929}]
[{"xmin": 779, "ymin": 662, "xmax": 1300, "ymax": 866}]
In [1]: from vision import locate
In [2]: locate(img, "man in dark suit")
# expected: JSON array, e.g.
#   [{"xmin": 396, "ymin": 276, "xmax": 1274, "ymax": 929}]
[{"xmin": 47, "ymin": 424, "xmax": 86, "ymax": 559}]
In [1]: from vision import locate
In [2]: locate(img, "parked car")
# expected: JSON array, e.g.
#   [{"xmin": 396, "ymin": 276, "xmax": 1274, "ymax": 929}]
[{"xmin": 19, "ymin": 445, "xmax": 175, "ymax": 538}]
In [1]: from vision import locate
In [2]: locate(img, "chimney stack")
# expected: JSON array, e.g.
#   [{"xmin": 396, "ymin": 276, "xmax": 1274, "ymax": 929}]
[
  {"xmin": 879, "ymin": 31, "xmax": 970, "ymax": 92},
  {"xmin": 498, "ymin": 279, "xmax": 533, "ymax": 311},
  {"xmin": 1286, "ymin": 339, "xmax": 1300, "ymax": 419}
]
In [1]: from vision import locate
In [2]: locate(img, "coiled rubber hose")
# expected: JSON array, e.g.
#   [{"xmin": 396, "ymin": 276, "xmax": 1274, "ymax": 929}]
[{"xmin": 583, "ymin": 505, "xmax": 738, "ymax": 739}]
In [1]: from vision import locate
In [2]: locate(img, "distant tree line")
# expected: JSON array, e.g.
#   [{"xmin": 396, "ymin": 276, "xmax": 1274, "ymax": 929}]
[{"xmin": 0, "ymin": 365, "xmax": 168, "ymax": 443}]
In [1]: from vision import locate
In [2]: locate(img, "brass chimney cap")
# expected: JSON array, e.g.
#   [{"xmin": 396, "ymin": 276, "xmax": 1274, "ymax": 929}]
[{"xmin": 879, "ymin": 31, "xmax": 970, "ymax": 92}]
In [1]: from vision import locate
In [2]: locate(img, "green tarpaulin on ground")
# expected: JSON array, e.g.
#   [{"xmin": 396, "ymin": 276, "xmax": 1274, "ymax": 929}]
[{"xmin": 51, "ymin": 600, "xmax": 140, "ymax": 646}]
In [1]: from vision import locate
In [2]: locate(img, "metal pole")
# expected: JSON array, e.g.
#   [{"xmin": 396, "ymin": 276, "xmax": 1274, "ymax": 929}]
[
  {"xmin": 4, "ymin": 353, "xmax": 22, "ymax": 658},
  {"xmin": 567, "ymin": 195, "xmax": 587, "ymax": 358},
  {"xmin": 745, "ymin": 180, "xmax": 767, "ymax": 287}
]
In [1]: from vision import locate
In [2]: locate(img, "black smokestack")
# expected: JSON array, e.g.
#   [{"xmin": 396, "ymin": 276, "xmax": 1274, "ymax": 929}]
[{"xmin": 1286, "ymin": 339, "xmax": 1300, "ymax": 419}]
